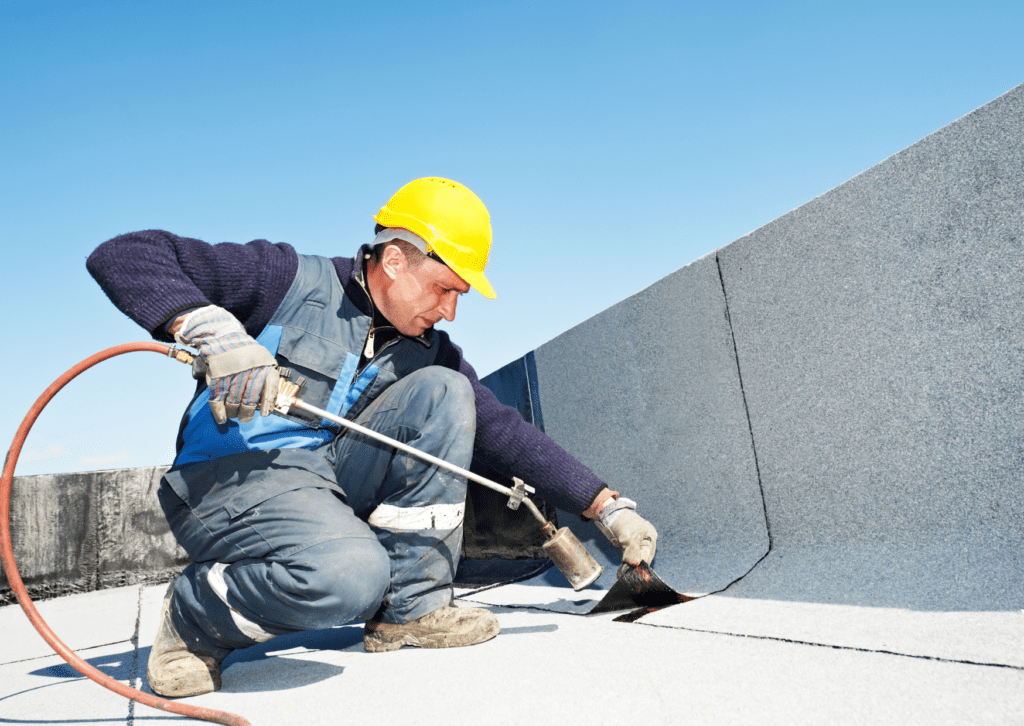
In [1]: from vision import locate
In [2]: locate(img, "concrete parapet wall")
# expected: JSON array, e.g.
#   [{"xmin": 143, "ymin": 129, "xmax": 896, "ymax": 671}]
[{"xmin": 1, "ymin": 467, "xmax": 188, "ymax": 606}]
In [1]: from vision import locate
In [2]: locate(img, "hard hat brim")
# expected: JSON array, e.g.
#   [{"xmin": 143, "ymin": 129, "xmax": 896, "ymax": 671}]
[{"xmin": 440, "ymin": 257, "xmax": 497, "ymax": 300}]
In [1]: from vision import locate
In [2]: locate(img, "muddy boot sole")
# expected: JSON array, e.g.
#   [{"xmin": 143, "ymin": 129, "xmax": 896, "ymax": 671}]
[{"xmin": 364, "ymin": 605, "xmax": 499, "ymax": 653}]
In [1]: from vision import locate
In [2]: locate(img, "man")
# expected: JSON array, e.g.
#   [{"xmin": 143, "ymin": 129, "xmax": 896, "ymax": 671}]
[{"xmin": 87, "ymin": 177, "xmax": 657, "ymax": 698}]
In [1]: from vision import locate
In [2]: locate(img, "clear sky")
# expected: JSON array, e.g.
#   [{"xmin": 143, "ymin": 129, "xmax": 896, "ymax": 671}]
[{"xmin": 2, "ymin": 0, "xmax": 1021, "ymax": 476}]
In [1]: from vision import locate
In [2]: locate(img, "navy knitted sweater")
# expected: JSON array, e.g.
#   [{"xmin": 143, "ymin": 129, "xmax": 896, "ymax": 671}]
[{"xmin": 87, "ymin": 230, "xmax": 606, "ymax": 515}]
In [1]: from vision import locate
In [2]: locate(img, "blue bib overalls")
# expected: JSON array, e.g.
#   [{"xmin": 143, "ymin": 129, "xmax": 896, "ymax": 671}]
[{"xmin": 158, "ymin": 254, "xmax": 476, "ymax": 651}]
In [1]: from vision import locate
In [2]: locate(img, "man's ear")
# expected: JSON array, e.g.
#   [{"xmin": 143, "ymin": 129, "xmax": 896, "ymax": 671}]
[{"xmin": 379, "ymin": 243, "xmax": 405, "ymax": 281}]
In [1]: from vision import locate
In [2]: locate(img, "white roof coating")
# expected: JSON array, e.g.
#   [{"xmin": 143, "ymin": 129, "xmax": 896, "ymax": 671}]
[{"xmin": 2, "ymin": 582, "xmax": 1022, "ymax": 725}]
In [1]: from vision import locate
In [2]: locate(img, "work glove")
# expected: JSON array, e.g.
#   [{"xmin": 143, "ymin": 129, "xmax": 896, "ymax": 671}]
[
  {"xmin": 595, "ymin": 497, "xmax": 658, "ymax": 579},
  {"xmin": 174, "ymin": 305, "xmax": 280, "ymax": 424}
]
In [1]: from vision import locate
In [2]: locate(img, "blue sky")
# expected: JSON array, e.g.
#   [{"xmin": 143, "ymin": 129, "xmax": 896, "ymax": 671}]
[{"xmin": 2, "ymin": 0, "xmax": 1021, "ymax": 476}]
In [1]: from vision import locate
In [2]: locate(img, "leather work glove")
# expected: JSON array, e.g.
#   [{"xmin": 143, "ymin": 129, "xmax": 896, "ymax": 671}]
[
  {"xmin": 595, "ymin": 497, "xmax": 658, "ymax": 579},
  {"xmin": 174, "ymin": 305, "xmax": 280, "ymax": 424}
]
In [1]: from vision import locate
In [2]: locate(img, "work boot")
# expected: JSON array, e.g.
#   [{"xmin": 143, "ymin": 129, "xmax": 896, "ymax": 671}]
[
  {"xmin": 147, "ymin": 583, "xmax": 232, "ymax": 698},
  {"xmin": 363, "ymin": 605, "xmax": 499, "ymax": 653}
]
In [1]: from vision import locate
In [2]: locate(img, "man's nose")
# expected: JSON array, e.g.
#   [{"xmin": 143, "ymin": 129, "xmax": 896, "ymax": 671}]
[{"xmin": 438, "ymin": 292, "xmax": 458, "ymax": 321}]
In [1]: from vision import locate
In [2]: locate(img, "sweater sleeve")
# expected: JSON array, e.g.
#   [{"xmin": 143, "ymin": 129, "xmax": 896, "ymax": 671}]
[
  {"xmin": 434, "ymin": 334, "xmax": 607, "ymax": 515},
  {"xmin": 86, "ymin": 229, "xmax": 299, "ymax": 339}
]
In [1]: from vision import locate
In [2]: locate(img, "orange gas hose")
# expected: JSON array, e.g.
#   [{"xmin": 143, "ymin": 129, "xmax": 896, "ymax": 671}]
[{"xmin": 0, "ymin": 342, "xmax": 251, "ymax": 726}]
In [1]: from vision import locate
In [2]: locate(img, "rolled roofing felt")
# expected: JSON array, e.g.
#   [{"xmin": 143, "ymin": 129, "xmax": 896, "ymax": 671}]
[{"xmin": 589, "ymin": 561, "xmax": 693, "ymax": 618}]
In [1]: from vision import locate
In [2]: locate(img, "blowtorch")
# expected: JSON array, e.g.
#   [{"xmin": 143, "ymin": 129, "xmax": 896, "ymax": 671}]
[{"xmin": 270, "ymin": 369, "xmax": 604, "ymax": 591}]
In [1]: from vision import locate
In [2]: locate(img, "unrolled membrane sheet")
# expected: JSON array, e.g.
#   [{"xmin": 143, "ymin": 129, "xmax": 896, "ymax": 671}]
[
  {"xmin": 639, "ymin": 539, "xmax": 1024, "ymax": 667},
  {"xmin": 473, "ymin": 86, "xmax": 1024, "ymax": 645},
  {"xmin": 637, "ymin": 85, "xmax": 1024, "ymax": 668},
  {"xmin": 471, "ymin": 254, "xmax": 770, "ymax": 614}
]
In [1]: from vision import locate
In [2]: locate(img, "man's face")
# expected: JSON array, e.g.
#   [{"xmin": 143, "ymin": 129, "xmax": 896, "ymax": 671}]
[{"xmin": 377, "ymin": 250, "xmax": 472, "ymax": 337}]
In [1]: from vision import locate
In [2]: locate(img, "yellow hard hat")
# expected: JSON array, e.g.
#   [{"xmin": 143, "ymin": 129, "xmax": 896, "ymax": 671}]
[{"xmin": 374, "ymin": 177, "xmax": 496, "ymax": 299}]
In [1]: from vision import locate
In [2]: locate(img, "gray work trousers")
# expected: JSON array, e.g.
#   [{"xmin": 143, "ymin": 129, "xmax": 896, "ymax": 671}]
[{"xmin": 158, "ymin": 366, "xmax": 475, "ymax": 652}]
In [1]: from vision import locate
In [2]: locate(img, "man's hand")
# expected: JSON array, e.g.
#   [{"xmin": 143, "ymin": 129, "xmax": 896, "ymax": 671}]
[
  {"xmin": 595, "ymin": 497, "xmax": 658, "ymax": 579},
  {"xmin": 173, "ymin": 306, "xmax": 280, "ymax": 424}
]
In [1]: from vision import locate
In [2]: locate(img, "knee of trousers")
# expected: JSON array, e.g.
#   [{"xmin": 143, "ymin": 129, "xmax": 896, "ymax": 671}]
[
  {"xmin": 270, "ymin": 537, "xmax": 391, "ymax": 629},
  {"xmin": 402, "ymin": 366, "xmax": 476, "ymax": 442}
]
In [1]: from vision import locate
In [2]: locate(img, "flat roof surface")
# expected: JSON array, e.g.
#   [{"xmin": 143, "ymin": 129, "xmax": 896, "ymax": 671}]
[
  {"xmin": 5, "ymin": 81, "xmax": 1024, "ymax": 726},
  {"xmin": 2, "ymin": 579, "xmax": 1021, "ymax": 725}
]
